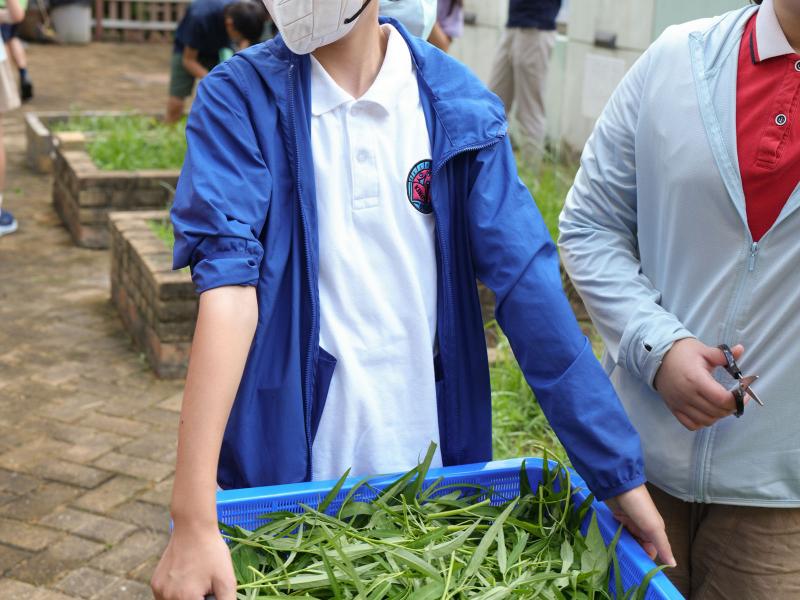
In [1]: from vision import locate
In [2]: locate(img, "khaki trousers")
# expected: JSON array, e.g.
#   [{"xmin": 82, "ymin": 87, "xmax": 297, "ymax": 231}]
[
  {"xmin": 488, "ymin": 27, "xmax": 556, "ymax": 170},
  {"xmin": 648, "ymin": 484, "xmax": 800, "ymax": 599}
]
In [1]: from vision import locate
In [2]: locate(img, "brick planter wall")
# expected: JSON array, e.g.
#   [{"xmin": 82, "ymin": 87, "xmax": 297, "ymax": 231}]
[
  {"xmin": 109, "ymin": 211, "xmax": 197, "ymax": 379},
  {"xmin": 52, "ymin": 146, "xmax": 180, "ymax": 249},
  {"xmin": 25, "ymin": 110, "xmax": 163, "ymax": 174}
]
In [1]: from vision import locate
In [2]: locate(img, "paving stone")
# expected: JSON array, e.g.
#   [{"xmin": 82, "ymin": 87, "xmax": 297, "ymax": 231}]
[
  {"xmin": 7, "ymin": 535, "xmax": 105, "ymax": 586},
  {"xmin": 32, "ymin": 460, "xmax": 114, "ymax": 489},
  {"xmin": 0, "ymin": 542, "xmax": 31, "ymax": 574},
  {"xmin": 93, "ymin": 452, "xmax": 173, "ymax": 482},
  {"xmin": 92, "ymin": 530, "xmax": 168, "ymax": 576},
  {"xmin": 109, "ymin": 500, "xmax": 169, "ymax": 531},
  {"xmin": 0, "ymin": 579, "xmax": 40, "ymax": 596},
  {"xmin": 118, "ymin": 432, "xmax": 176, "ymax": 463},
  {"xmin": 80, "ymin": 414, "xmax": 151, "ymax": 438},
  {"xmin": 39, "ymin": 508, "xmax": 137, "ymax": 544},
  {"xmin": 0, "ymin": 468, "xmax": 40, "ymax": 495},
  {"xmin": 54, "ymin": 567, "xmax": 121, "ymax": 599},
  {"xmin": 128, "ymin": 554, "xmax": 159, "ymax": 584},
  {"xmin": 72, "ymin": 476, "xmax": 148, "ymax": 513},
  {"xmin": 0, "ymin": 517, "xmax": 62, "ymax": 551},
  {"xmin": 136, "ymin": 478, "xmax": 173, "ymax": 507},
  {"xmin": 92, "ymin": 578, "xmax": 152, "ymax": 600},
  {"xmin": 132, "ymin": 407, "xmax": 180, "ymax": 430},
  {"xmin": 0, "ymin": 481, "xmax": 83, "ymax": 521},
  {"xmin": 157, "ymin": 392, "xmax": 182, "ymax": 412}
]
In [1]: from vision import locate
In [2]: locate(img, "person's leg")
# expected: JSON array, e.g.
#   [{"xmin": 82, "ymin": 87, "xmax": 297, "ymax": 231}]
[
  {"xmin": 0, "ymin": 118, "xmax": 17, "ymax": 236},
  {"xmin": 488, "ymin": 28, "xmax": 515, "ymax": 115},
  {"xmin": 166, "ymin": 52, "xmax": 194, "ymax": 124},
  {"xmin": 646, "ymin": 483, "xmax": 693, "ymax": 597},
  {"xmin": 9, "ymin": 35, "xmax": 33, "ymax": 101},
  {"xmin": 691, "ymin": 503, "xmax": 800, "ymax": 599},
  {"xmin": 511, "ymin": 27, "xmax": 556, "ymax": 170}
]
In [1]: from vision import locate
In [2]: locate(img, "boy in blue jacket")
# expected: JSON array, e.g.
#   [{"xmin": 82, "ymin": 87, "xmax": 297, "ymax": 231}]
[{"xmin": 152, "ymin": 1, "xmax": 674, "ymax": 598}]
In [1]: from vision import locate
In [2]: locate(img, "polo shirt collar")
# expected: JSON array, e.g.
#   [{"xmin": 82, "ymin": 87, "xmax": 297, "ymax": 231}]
[
  {"xmin": 753, "ymin": 0, "xmax": 796, "ymax": 62},
  {"xmin": 310, "ymin": 24, "xmax": 412, "ymax": 116}
]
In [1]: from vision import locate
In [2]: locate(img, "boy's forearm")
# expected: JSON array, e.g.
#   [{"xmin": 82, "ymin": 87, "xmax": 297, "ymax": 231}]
[
  {"xmin": 170, "ymin": 286, "xmax": 258, "ymax": 526},
  {"xmin": 182, "ymin": 47, "xmax": 209, "ymax": 79}
]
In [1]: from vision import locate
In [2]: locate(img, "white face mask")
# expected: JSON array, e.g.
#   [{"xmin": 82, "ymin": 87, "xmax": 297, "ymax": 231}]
[
  {"xmin": 263, "ymin": 0, "xmax": 374, "ymax": 55},
  {"xmin": 379, "ymin": 0, "xmax": 437, "ymax": 39}
]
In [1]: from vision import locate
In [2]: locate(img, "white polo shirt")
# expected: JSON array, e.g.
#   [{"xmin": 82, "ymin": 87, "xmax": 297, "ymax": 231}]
[{"xmin": 310, "ymin": 24, "xmax": 443, "ymax": 481}]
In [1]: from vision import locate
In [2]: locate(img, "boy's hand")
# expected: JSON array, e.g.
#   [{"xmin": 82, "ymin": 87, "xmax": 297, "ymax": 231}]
[
  {"xmin": 654, "ymin": 338, "xmax": 745, "ymax": 430},
  {"xmin": 605, "ymin": 484, "xmax": 676, "ymax": 567},
  {"xmin": 151, "ymin": 522, "xmax": 236, "ymax": 600}
]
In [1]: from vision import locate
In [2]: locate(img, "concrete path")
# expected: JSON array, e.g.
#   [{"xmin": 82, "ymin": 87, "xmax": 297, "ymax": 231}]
[{"xmin": 1, "ymin": 42, "xmax": 184, "ymax": 599}]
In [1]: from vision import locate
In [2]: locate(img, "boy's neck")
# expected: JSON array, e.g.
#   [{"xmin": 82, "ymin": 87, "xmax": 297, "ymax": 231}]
[
  {"xmin": 773, "ymin": 0, "xmax": 800, "ymax": 53},
  {"xmin": 312, "ymin": 3, "xmax": 388, "ymax": 99}
]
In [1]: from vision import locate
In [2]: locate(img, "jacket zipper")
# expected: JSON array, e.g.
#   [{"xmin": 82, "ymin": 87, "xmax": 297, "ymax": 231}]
[
  {"xmin": 692, "ymin": 238, "xmax": 758, "ymax": 501},
  {"xmin": 288, "ymin": 63, "xmax": 317, "ymax": 481},
  {"xmin": 431, "ymin": 136, "xmax": 504, "ymax": 464}
]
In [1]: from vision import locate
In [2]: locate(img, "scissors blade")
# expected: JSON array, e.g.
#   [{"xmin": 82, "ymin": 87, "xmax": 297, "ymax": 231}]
[{"xmin": 739, "ymin": 375, "xmax": 764, "ymax": 407}]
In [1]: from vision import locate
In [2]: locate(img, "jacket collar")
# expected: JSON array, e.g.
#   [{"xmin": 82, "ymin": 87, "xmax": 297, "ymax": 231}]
[{"xmin": 236, "ymin": 17, "xmax": 507, "ymax": 161}]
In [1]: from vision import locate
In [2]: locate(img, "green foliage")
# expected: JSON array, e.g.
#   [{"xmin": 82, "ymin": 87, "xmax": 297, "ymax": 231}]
[
  {"xmin": 222, "ymin": 445, "xmax": 660, "ymax": 598},
  {"xmin": 87, "ymin": 118, "xmax": 187, "ymax": 171},
  {"xmin": 51, "ymin": 113, "xmax": 157, "ymax": 133},
  {"xmin": 490, "ymin": 329, "xmax": 568, "ymax": 464},
  {"xmin": 148, "ymin": 217, "xmax": 175, "ymax": 249},
  {"xmin": 518, "ymin": 159, "xmax": 578, "ymax": 244}
]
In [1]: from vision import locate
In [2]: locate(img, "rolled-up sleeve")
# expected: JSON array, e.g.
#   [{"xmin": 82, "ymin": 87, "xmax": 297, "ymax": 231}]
[{"xmin": 171, "ymin": 65, "xmax": 272, "ymax": 294}]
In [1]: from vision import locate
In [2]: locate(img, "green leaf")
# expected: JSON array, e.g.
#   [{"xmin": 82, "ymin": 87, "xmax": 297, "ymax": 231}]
[
  {"xmin": 461, "ymin": 499, "xmax": 518, "ymax": 584},
  {"xmin": 580, "ymin": 514, "xmax": 610, "ymax": 589},
  {"xmin": 318, "ymin": 468, "xmax": 351, "ymax": 513}
]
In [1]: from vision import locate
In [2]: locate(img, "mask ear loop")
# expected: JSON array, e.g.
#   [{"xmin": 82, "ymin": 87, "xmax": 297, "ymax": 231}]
[{"xmin": 343, "ymin": 0, "xmax": 374, "ymax": 24}]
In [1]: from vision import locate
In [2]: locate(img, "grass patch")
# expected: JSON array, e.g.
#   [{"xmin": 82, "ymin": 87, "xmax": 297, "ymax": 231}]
[
  {"xmin": 148, "ymin": 217, "xmax": 175, "ymax": 249},
  {"xmin": 518, "ymin": 157, "xmax": 578, "ymax": 243},
  {"xmin": 51, "ymin": 113, "xmax": 158, "ymax": 133},
  {"xmin": 88, "ymin": 118, "xmax": 187, "ymax": 171},
  {"xmin": 491, "ymin": 328, "xmax": 568, "ymax": 463}
]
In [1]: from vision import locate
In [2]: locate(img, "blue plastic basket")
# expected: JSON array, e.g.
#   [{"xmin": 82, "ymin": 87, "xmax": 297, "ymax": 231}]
[{"xmin": 216, "ymin": 458, "xmax": 683, "ymax": 599}]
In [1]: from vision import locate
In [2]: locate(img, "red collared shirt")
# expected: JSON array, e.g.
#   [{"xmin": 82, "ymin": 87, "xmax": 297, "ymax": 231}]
[{"xmin": 737, "ymin": 7, "xmax": 800, "ymax": 241}]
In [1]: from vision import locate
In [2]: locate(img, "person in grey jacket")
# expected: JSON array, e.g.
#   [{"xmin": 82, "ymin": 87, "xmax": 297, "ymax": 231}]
[{"xmin": 559, "ymin": 1, "xmax": 800, "ymax": 597}]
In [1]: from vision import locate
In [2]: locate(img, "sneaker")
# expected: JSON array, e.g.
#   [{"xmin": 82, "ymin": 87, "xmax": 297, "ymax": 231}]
[
  {"xmin": 20, "ymin": 79, "xmax": 33, "ymax": 102},
  {"xmin": 0, "ymin": 209, "xmax": 18, "ymax": 236}
]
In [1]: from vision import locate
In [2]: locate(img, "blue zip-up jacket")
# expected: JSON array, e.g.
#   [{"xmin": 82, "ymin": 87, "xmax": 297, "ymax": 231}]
[{"xmin": 171, "ymin": 19, "xmax": 645, "ymax": 500}]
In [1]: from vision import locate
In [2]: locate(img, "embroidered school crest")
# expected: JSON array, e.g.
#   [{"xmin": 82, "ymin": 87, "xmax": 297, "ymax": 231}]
[{"xmin": 406, "ymin": 159, "xmax": 433, "ymax": 214}]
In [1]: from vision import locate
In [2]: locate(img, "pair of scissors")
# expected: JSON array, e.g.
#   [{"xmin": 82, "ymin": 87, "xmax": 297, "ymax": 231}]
[{"xmin": 718, "ymin": 344, "xmax": 764, "ymax": 418}]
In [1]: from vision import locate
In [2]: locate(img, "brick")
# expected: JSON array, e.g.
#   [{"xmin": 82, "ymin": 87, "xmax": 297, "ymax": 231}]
[
  {"xmin": 0, "ymin": 438, "xmax": 71, "ymax": 472},
  {"xmin": 7, "ymin": 535, "xmax": 104, "ymax": 587},
  {"xmin": 0, "ymin": 517, "xmax": 62, "ymax": 551},
  {"xmin": 0, "ymin": 543, "xmax": 31, "ymax": 574},
  {"xmin": 72, "ymin": 476, "xmax": 148, "ymax": 513},
  {"xmin": 80, "ymin": 413, "xmax": 150, "ymax": 438},
  {"xmin": 93, "ymin": 452, "xmax": 172, "ymax": 483},
  {"xmin": 136, "ymin": 479, "xmax": 172, "ymax": 507},
  {"xmin": 109, "ymin": 501, "xmax": 169, "ymax": 531},
  {"xmin": 157, "ymin": 392, "xmax": 182, "ymax": 413},
  {"xmin": 0, "ymin": 469, "xmax": 40, "ymax": 496},
  {"xmin": 131, "ymin": 407, "xmax": 179, "ymax": 430},
  {"xmin": 0, "ymin": 579, "xmax": 40, "ymax": 596},
  {"xmin": 54, "ymin": 567, "xmax": 120, "ymax": 599},
  {"xmin": 92, "ymin": 578, "xmax": 153, "ymax": 600},
  {"xmin": 39, "ymin": 508, "xmax": 136, "ymax": 544},
  {"xmin": 32, "ymin": 460, "xmax": 113, "ymax": 489},
  {"xmin": 118, "ymin": 433, "xmax": 176, "ymax": 463},
  {"xmin": 92, "ymin": 530, "xmax": 167, "ymax": 576},
  {"xmin": 0, "ymin": 481, "xmax": 83, "ymax": 521}
]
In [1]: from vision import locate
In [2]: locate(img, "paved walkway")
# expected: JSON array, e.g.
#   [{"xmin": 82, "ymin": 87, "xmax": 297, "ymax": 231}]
[{"xmin": 1, "ymin": 42, "xmax": 183, "ymax": 599}]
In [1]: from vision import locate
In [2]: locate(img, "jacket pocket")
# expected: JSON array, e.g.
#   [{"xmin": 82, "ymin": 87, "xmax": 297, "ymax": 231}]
[{"xmin": 311, "ymin": 347, "xmax": 337, "ymax": 442}]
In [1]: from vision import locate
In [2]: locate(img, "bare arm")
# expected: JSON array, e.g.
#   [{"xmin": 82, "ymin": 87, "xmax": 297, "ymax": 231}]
[
  {"xmin": 152, "ymin": 285, "xmax": 258, "ymax": 600},
  {"xmin": 182, "ymin": 46, "xmax": 210, "ymax": 79},
  {"xmin": 427, "ymin": 22, "xmax": 451, "ymax": 52},
  {"xmin": 0, "ymin": 0, "xmax": 25, "ymax": 24}
]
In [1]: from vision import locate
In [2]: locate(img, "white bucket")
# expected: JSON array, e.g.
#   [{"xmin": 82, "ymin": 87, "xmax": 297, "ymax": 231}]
[{"xmin": 51, "ymin": 4, "xmax": 92, "ymax": 44}]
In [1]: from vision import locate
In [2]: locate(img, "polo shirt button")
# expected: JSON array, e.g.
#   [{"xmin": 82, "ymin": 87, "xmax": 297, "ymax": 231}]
[
  {"xmin": 795, "ymin": 60, "xmax": 800, "ymax": 72},
  {"xmin": 776, "ymin": 113, "xmax": 788, "ymax": 126},
  {"xmin": 357, "ymin": 150, "xmax": 369, "ymax": 163}
]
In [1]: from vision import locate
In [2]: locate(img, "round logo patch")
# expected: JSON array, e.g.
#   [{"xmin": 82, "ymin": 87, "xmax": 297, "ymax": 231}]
[{"xmin": 406, "ymin": 159, "xmax": 433, "ymax": 214}]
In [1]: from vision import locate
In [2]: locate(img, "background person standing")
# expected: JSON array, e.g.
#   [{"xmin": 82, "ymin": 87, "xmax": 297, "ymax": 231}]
[{"xmin": 489, "ymin": 0, "xmax": 561, "ymax": 170}]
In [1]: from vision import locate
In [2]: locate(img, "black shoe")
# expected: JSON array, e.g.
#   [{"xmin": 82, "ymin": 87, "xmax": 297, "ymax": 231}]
[{"xmin": 20, "ymin": 79, "xmax": 33, "ymax": 102}]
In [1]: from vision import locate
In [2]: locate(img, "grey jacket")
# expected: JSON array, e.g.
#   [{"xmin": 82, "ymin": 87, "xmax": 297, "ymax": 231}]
[{"xmin": 559, "ymin": 6, "xmax": 800, "ymax": 506}]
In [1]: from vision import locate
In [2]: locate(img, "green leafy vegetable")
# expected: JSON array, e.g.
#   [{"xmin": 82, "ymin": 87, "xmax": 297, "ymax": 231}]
[{"xmin": 221, "ymin": 444, "xmax": 664, "ymax": 598}]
